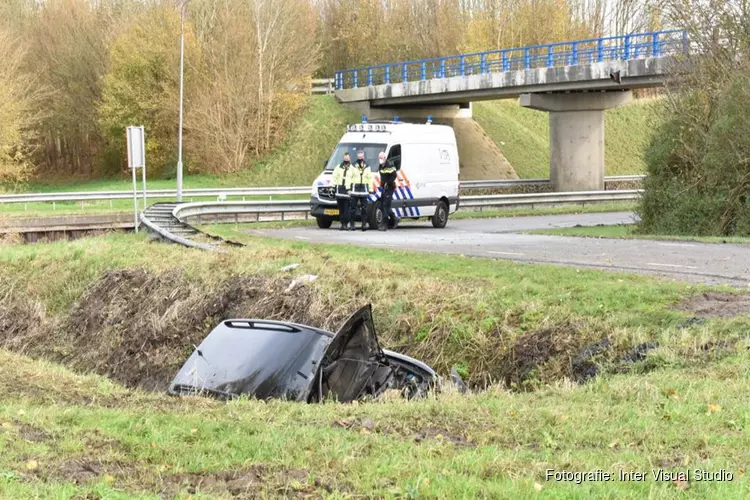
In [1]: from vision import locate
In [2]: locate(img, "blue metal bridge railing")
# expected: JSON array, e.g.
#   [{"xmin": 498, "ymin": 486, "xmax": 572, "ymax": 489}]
[{"xmin": 334, "ymin": 30, "xmax": 687, "ymax": 90}]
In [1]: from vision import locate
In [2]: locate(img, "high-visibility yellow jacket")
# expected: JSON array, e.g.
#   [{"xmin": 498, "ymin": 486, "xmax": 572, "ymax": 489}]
[
  {"xmin": 346, "ymin": 161, "xmax": 374, "ymax": 194},
  {"xmin": 332, "ymin": 162, "xmax": 351, "ymax": 188}
]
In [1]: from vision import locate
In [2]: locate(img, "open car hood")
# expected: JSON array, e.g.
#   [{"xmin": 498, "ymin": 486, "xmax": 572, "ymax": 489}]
[
  {"xmin": 168, "ymin": 304, "xmax": 434, "ymax": 403},
  {"xmin": 312, "ymin": 304, "xmax": 386, "ymax": 402}
]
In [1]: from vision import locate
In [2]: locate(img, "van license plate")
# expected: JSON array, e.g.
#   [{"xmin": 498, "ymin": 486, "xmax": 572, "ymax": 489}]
[{"xmin": 324, "ymin": 209, "xmax": 339, "ymax": 216}]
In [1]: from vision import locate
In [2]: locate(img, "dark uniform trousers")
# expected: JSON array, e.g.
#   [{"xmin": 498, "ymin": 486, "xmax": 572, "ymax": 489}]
[
  {"xmin": 336, "ymin": 197, "xmax": 350, "ymax": 226},
  {"xmin": 380, "ymin": 171, "xmax": 397, "ymax": 226},
  {"xmin": 335, "ymin": 165, "xmax": 351, "ymax": 227},
  {"xmin": 349, "ymin": 195, "xmax": 368, "ymax": 228}
]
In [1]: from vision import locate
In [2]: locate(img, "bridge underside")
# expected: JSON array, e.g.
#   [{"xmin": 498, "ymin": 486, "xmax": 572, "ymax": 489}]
[{"xmin": 336, "ymin": 57, "xmax": 675, "ymax": 191}]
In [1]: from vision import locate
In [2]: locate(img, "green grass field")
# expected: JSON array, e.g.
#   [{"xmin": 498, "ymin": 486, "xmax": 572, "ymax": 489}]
[
  {"xmin": 1, "ymin": 231, "xmax": 749, "ymax": 497},
  {"xmin": 2, "ymin": 349, "xmax": 749, "ymax": 498},
  {"xmin": 474, "ymin": 98, "xmax": 662, "ymax": 178},
  {"xmin": 531, "ymin": 224, "xmax": 750, "ymax": 245}
]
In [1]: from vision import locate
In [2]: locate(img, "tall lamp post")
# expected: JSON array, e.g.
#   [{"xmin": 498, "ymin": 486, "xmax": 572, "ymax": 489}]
[{"xmin": 176, "ymin": 0, "xmax": 190, "ymax": 202}]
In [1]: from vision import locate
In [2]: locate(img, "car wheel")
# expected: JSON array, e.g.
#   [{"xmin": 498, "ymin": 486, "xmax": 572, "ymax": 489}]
[
  {"xmin": 368, "ymin": 202, "xmax": 382, "ymax": 229},
  {"xmin": 431, "ymin": 201, "xmax": 449, "ymax": 228},
  {"xmin": 315, "ymin": 216, "xmax": 333, "ymax": 229}
]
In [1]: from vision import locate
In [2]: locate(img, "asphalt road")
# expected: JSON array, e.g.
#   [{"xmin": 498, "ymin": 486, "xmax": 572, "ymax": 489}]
[{"xmin": 249, "ymin": 212, "xmax": 750, "ymax": 286}]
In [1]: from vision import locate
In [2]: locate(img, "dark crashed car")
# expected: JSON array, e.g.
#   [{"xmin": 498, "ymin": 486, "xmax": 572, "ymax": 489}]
[{"xmin": 169, "ymin": 305, "xmax": 437, "ymax": 402}]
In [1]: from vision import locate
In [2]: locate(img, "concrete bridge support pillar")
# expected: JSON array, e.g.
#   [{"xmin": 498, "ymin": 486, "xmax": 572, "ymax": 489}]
[{"xmin": 520, "ymin": 91, "xmax": 632, "ymax": 192}]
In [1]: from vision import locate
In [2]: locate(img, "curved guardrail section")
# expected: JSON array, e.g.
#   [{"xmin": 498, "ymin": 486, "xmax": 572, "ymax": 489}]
[
  {"xmin": 138, "ymin": 190, "xmax": 641, "ymax": 251},
  {"xmin": 139, "ymin": 211, "xmax": 218, "ymax": 251}
]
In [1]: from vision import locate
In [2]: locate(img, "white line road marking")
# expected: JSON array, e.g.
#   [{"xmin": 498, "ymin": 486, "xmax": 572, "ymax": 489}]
[
  {"xmin": 646, "ymin": 262, "xmax": 698, "ymax": 269},
  {"xmin": 488, "ymin": 251, "xmax": 525, "ymax": 256},
  {"xmin": 295, "ymin": 236, "xmax": 311, "ymax": 240}
]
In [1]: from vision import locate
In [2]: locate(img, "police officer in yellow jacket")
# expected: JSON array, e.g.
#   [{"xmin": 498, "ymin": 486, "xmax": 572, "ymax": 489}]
[
  {"xmin": 346, "ymin": 150, "xmax": 374, "ymax": 231},
  {"xmin": 331, "ymin": 152, "xmax": 352, "ymax": 230}
]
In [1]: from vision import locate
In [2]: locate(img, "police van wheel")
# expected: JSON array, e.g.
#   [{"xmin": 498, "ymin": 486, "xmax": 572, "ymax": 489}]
[
  {"xmin": 431, "ymin": 201, "xmax": 449, "ymax": 228},
  {"xmin": 368, "ymin": 203, "xmax": 381, "ymax": 229},
  {"xmin": 315, "ymin": 217, "xmax": 333, "ymax": 229},
  {"xmin": 371, "ymin": 202, "xmax": 397, "ymax": 229}
]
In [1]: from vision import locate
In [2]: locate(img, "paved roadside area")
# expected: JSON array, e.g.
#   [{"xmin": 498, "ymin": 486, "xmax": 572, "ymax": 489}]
[{"xmin": 249, "ymin": 213, "xmax": 750, "ymax": 286}]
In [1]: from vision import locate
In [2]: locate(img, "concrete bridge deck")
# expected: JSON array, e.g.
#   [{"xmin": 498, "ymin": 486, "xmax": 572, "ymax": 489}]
[
  {"xmin": 336, "ymin": 56, "xmax": 676, "ymax": 107},
  {"xmin": 334, "ymin": 30, "xmax": 686, "ymax": 107},
  {"xmin": 332, "ymin": 30, "xmax": 687, "ymax": 193}
]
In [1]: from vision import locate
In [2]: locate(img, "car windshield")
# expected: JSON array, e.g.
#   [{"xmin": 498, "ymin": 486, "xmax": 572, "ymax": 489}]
[{"xmin": 325, "ymin": 143, "xmax": 387, "ymax": 171}]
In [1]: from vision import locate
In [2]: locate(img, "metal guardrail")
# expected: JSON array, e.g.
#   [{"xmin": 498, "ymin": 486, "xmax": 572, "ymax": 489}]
[
  {"xmin": 460, "ymin": 190, "xmax": 640, "ymax": 208},
  {"xmin": 1, "ymin": 190, "xmax": 639, "ymax": 243},
  {"xmin": 0, "ymin": 175, "xmax": 645, "ymax": 205},
  {"xmin": 139, "ymin": 212, "xmax": 216, "ymax": 251},
  {"xmin": 334, "ymin": 30, "xmax": 687, "ymax": 90},
  {"xmin": 152, "ymin": 190, "xmax": 641, "ymax": 250},
  {"xmin": 461, "ymin": 174, "xmax": 644, "ymax": 189},
  {"xmin": 0, "ymin": 186, "xmax": 311, "ymax": 204},
  {"xmin": 170, "ymin": 190, "xmax": 641, "ymax": 225},
  {"xmin": 461, "ymin": 178, "xmax": 548, "ymax": 189},
  {"xmin": 174, "ymin": 200, "xmax": 311, "ymax": 220}
]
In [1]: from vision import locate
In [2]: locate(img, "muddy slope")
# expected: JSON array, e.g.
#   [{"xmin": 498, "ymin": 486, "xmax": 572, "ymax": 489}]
[
  {"xmin": 3, "ymin": 268, "xmax": 732, "ymax": 392},
  {"xmin": 0, "ymin": 269, "xmax": 347, "ymax": 391}
]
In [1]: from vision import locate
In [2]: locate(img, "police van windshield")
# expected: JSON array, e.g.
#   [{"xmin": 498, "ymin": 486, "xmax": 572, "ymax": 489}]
[{"xmin": 325, "ymin": 143, "xmax": 387, "ymax": 171}]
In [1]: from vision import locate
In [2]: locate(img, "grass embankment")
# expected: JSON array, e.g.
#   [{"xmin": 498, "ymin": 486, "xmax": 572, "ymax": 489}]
[
  {"xmin": 2, "ymin": 96, "xmax": 358, "ymax": 195},
  {"xmin": 473, "ymin": 99, "xmax": 662, "ymax": 179},
  {"xmin": 1, "ymin": 230, "xmax": 749, "ymax": 496},
  {"xmin": 531, "ymin": 224, "xmax": 750, "ymax": 245}
]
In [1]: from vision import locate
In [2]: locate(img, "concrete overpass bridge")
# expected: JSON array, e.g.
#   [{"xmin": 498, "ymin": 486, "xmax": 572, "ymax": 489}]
[{"xmin": 334, "ymin": 30, "xmax": 687, "ymax": 192}]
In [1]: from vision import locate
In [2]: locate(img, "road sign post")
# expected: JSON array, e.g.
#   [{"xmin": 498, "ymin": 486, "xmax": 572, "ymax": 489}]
[{"xmin": 126, "ymin": 126, "xmax": 146, "ymax": 233}]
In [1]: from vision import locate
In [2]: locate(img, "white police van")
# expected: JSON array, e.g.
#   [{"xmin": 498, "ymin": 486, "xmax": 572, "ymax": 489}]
[{"xmin": 310, "ymin": 118, "xmax": 460, "ymax": 229}]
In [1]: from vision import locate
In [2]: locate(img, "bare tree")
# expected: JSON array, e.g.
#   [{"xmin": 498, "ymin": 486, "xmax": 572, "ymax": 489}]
[
  {"xmin": 0, "ymin": 28, "xmax": 47, "ymax": 184},
  {"xmin": 188, "ymin": 0, "xmax": 319, "ymax": 172},
  {"xmin": 25, "ymin": 0, "xmax": 123, "ymax": 177}
]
